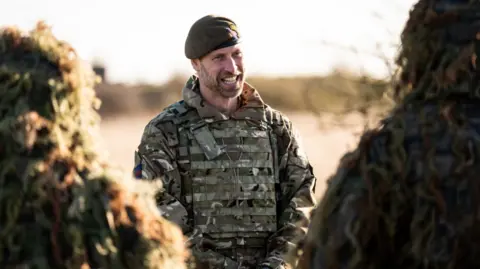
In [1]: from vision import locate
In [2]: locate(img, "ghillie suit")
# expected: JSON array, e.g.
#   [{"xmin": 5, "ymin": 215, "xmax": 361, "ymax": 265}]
[
  {"xmin": 0, "ymin": 22, "xmax": 189, "ymax": 269},
  {"xmin": 287, "ymin": 0, "xmax": 480, "ymax": 268}
]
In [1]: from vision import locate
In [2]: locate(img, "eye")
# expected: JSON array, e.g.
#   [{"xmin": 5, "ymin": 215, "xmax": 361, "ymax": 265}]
[
  {"xmin": 212, "ymin": 55, "xmax": 223, "ymax": 61},
  {"xmin": 233, "ymin": 52, "xmax": 243, "ymax": 59}
]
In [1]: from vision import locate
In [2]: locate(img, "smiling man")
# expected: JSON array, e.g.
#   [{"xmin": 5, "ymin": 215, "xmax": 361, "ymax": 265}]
[{"xmin": 133, "ymin": 15, "xmax": 317, "ymax": 269}]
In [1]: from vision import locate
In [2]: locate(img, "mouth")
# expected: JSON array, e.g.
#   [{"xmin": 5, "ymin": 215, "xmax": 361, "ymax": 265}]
[{"xmin": 221, "ymin": 75, "xmax": 240, "ymax": 85}]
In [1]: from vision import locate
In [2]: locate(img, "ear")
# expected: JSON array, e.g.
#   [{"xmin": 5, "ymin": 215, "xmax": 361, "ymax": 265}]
[{"xmin": 191, "ymin": 59, "xmax": 200, "ymax": 72}]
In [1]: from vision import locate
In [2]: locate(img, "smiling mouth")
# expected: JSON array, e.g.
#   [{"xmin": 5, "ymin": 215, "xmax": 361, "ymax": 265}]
[{"xmin": 221, "ymin": 75, "xmax": 240, "ymax": 85}]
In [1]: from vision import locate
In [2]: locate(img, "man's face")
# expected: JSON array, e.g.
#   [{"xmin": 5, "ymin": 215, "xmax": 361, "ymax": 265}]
[{"xmin": 193, "ymin": 44, "xmax": 245, "ymax": 99}]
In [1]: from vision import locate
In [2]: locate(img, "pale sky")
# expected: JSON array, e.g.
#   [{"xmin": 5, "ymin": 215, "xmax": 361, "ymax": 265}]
[{"xmin": 1, "ymin": 0, "xmax": 416, "ymax": 84}]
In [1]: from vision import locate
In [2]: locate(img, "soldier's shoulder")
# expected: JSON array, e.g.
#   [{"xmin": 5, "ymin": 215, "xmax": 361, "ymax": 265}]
[
  {"xmin": 143, "ymin": 100, "xmax": 195, "ymax": 135},
  {"xmin": 337, "ymin": 107, "xmax": 423, "ymax": 171},
  {"xmin": 148, "ymin": 100, "xmax": 193, "ymax": 125},
  {"xmin": 264, "ymin": 104, "xmax": 292, "ymax": 127}
]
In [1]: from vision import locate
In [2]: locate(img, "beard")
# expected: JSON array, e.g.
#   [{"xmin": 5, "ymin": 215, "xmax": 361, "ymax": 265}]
[{"xmin": 198, "ymin": 64, "xmax": 245, "ymax": 98}]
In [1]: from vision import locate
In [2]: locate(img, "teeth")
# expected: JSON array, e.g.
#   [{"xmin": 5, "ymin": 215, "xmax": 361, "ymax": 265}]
[{"xmin": 222, "ymin": 76, "xmax": 237, "ymax": 84}]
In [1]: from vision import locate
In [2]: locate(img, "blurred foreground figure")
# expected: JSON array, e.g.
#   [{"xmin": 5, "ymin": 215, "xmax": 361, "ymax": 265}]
[
  {"xmin": 288, "ymin": 0, "xmax": 480, "ymax": 268},
  {"xmin": 0, "ymin": 22, "xmax": 189, "ymax": 269}
]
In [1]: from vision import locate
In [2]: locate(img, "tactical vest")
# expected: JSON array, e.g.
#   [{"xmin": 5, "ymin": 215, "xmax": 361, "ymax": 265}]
[{"xmin": 168, "ymin": 101, "xmax": 279, "ymax": 265}]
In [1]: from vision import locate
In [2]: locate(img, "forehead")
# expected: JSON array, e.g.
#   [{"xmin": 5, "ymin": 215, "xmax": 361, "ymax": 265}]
[{"xmin": 208, "ymin": 44, "xmax": 243, "ymax": 57}]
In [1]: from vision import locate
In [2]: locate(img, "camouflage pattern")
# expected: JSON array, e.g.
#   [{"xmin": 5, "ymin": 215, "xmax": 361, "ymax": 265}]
[
  {"xmin": 134, "ymin": 75, "xmax": 317, "ymax": 269},
  {"xmin": 0, "ymin": 22, "xmax": 190, "ymax": 269},
  {"xmin": 288, "ymin": 0, "xmax": 480, "ymax": 268}
]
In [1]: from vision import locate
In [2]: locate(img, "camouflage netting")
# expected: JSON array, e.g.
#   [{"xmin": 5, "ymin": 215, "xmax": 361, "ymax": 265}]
[
  {"xmin": 393, "ymin": 0, "xmax": 480, "ymax": 103},
  {"xmin": 287, "ymin": 0, "xmax": 480, "ymax": 268},
  {"xmin": 0, "ymin": 21, "xmax": 189, "ymax": 268}
]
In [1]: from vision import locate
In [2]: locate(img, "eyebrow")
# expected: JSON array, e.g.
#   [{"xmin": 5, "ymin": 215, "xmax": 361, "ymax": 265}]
[{"xmin": 212, "ymin": 53, "xmax": 225, "ymax": 58}]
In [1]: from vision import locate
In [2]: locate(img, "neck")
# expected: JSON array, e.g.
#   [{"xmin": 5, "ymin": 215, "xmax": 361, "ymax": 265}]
[{"xmin": 199, "ymin": 85, "xmax": 239, "ymax": 114}]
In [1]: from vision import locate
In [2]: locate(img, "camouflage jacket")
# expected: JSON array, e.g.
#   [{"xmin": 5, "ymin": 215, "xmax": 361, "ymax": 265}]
[
  {"xmin": 134, "ymin": 75, "xmax": 317, "ymax": 269},
  {"xmin": 291, "ymin": 99, "xmax": 480, "ymax": 269}
]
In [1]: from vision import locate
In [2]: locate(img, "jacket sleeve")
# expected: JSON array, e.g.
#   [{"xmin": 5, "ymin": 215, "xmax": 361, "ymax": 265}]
[
  {"xmin": 259, "ymin": 119, "xmax": 318, "ymax": 269},
  {"xmin": 133, "ymin": 120, "xmax": 191, "ymax": 233}
]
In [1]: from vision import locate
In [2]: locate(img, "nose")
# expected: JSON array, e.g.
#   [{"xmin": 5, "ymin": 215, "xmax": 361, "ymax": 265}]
[{"xmin": 223, "ymin": 57, "xmax": 238, "ymax": 74}]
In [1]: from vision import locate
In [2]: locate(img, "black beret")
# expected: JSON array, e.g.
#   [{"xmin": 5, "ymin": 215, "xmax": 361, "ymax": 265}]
[{"xmin": 184, "ymin": 15, "xmax": 241, "ymax": 59}]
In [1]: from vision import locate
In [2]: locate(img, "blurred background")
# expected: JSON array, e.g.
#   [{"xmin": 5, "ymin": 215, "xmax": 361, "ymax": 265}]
[{"xmin": 2, "ymin": 0, "xmax": 416, "ymax": 198}]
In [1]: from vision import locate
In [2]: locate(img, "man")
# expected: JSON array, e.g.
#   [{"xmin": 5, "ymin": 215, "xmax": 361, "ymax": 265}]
[
  {"xmin": 0, "ymin": 21, "xmax": 189, "ymax": 269},
  {"xmin": 287, "ymin": 0, "xmax": 480, "ymax": 268},
  {"xmin": 133, "ymin": 15, "xmax": 317, "ymax": 269}
]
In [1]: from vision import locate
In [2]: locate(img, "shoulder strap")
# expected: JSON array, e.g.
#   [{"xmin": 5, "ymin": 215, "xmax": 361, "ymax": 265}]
[
  {"xmin": 189, "ymin": 119, "xmax": 226, "ymax": 160},
  {"xmin": 167, "ymin": 100, "xmax": 226, "ymax": 160}
]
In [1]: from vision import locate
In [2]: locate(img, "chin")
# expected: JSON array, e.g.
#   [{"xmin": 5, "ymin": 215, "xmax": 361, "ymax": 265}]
[
  {"xmin": 220, "ymin": 88, "xmax": 242, "ymax": 98},
  {"xmin": 230, "ymin": 90, "xmax": 243, "ymax": 98}
]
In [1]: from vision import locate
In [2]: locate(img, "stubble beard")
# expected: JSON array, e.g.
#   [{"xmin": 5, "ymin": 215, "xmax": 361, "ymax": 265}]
[{"xmin": 199, "ymin": 65, "xmax": 244, "ymax": 99}]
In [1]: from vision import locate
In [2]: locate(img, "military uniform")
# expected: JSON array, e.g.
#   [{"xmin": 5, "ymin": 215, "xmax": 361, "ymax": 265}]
[
  {"xmin": 289, "ymin": 0, "xmax": 480, "ymax": 268},
  {"xmin": 134, "ymin": 75, "xmax": 317, "ymax": 269},
  {"xmin": 0, "ymin": 22, "xmax": 189, "ymax": 269}
]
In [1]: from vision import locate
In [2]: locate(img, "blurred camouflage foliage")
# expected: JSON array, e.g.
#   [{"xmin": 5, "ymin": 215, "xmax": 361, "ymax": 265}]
[{"xmin": 0, "ymin": 21, "xmax": 190, "ymax": 269}]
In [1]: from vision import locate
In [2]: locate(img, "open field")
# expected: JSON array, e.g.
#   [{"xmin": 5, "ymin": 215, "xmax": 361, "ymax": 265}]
[{"xmin": 98, "ymin": 111, "xmax": 371, "ymax": 199}]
